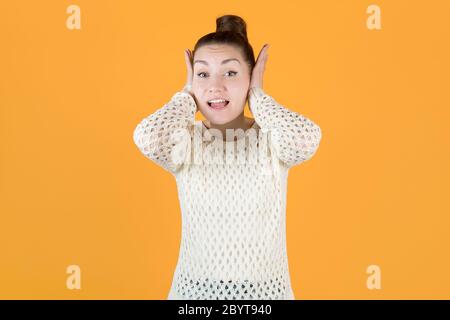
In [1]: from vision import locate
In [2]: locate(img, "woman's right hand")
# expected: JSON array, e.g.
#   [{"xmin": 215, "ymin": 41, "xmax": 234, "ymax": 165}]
[
  {"xmin": 183, "ymin": 48, "xmax": 198, "ymax": 112},
  {"xmin": 183, "ymin": 49, "xmax": 193, "ymax": 93}
]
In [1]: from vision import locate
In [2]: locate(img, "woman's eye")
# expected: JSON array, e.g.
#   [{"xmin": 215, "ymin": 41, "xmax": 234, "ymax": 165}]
[
  {"xmin": 196, "ymin": 71, "xmax": 238, "ymax": 78},
  {"xmin": 225, "ymin": 71, "xmax": 238, "ymax": 76}
]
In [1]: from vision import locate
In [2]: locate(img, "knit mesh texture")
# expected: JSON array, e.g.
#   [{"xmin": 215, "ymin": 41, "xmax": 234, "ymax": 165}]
[{"xmin": 133, "ymin": 87, "xmax": 322, "ymax": 299}]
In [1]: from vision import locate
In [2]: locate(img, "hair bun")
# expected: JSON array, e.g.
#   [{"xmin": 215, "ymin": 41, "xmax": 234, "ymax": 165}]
[{"xmin": 216, "ymin": 15, "xmax": 248, "ymax": 42}]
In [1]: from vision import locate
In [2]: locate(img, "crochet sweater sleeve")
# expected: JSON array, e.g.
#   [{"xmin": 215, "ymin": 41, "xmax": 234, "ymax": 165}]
[
  {"xmin": 133, "ymin": 88, "xmax": 197, "ymax": 174},
  {"xmin": 248, "ymin": 87, "xmax": 322, "ymax": 168}
]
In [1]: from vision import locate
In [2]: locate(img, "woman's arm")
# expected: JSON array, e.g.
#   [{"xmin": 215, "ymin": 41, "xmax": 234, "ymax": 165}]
[
  {"xmin": 133, "ymin": 87, "xmax": 197, "ymax": 174},
  {"xmin": 248, "ymin": 86, "xmax": 322, "ymax": 168},
  {"xmin": 247, "ymin": 44, "xmax": 322, "ymax": 168}
]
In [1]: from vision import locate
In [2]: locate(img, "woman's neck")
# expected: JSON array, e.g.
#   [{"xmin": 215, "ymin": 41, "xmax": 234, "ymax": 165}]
[{"xmin": 203, "ymin": 114, "xmax": 255, "ymax": 142}]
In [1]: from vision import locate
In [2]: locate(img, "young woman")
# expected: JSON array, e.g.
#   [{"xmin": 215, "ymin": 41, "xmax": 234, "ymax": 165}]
[{"xmin": 133, "ymin": 14, "xmax": 322, "ymax": 300}]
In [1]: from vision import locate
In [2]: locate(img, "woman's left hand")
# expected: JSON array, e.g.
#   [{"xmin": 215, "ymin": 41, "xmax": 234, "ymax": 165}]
[{"xmin": 249, "ymin": 43, "xmax": 269, "ymax": 90}]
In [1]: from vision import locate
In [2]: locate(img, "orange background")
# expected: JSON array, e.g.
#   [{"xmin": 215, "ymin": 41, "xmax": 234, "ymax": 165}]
[{"xmin": 1, "ymin": 0, "xmax": 449, "ymax": 299}]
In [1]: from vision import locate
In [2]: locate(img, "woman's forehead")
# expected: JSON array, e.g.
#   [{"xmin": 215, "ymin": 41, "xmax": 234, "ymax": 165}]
[{"xmin": 194, "ymin": 45, "xmax": 243, "ymax": 65}]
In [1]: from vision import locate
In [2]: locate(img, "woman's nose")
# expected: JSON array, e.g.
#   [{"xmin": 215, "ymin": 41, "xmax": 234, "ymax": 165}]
[{"xmin": 208, "ymin": 76, "xmax": 225, "ymax": 91}]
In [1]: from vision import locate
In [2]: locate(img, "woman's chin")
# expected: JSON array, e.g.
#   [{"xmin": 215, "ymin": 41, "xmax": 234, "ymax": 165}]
[
  {"xmin": 203, "ymin": 114, "xmax": 235, "ymax": 126},
  {"xmin": 206, "ymin": 118, "xmax": 229, "ymax": 126},
  {"xmin": 203, "ymin": 108, "xmax": 231, "ymax": 120}
]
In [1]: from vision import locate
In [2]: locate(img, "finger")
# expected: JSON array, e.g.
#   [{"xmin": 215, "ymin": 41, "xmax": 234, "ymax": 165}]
[
  {"xmin": 263, "ymin": 45, "xmax": 269, "ymax": 57},
  {"xmin": 185, "ymin": 50, "xmax": 192, "ymax": 68},
  {"xmin": 257, "ymin": 44, "xmax": 269, "ymax": 67},
  {"xmin": 184, "ymin": 50, "xmax": 193, "ymax": 85},
  {"xmin": 256, "ymin": 44, "xmax": 266, "ymax": 64},
  {"xmin": 259, "ymin": 52, "xmax": 268, "ymax": 70},
  {"xmin": 188, "ymin": 49, "xmax": 194, "ymax": 68}
]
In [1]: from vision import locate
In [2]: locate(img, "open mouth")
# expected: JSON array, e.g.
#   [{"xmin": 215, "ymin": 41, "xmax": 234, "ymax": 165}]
[{"xmin": 207, "ymin": 100, "xmax": 230, "ymax": 109}]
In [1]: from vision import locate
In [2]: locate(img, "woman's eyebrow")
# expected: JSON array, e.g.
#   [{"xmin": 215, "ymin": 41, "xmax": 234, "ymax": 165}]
[{"xmin": 194, "ymin": 58, "xmax": 241, "ymax": 66}]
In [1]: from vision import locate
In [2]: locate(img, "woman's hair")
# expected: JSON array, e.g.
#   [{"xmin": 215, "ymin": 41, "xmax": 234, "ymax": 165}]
[{"xmin": 193, "ymin": 15, "xmax": 256, "ymax": 75}]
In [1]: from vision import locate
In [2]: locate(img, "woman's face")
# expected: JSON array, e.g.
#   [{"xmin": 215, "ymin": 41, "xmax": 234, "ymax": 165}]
[{"xmin": 192, "ymin": 44, "xmax": 251, "ymax": 125}]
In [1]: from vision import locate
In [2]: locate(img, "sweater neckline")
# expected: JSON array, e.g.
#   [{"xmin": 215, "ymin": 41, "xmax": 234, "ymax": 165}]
[{"xmin": 201, "ymin": 120, "xmax": 258, "ymax": 144}]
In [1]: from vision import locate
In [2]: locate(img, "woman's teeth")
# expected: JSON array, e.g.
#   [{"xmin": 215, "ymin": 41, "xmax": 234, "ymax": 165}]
[{"xmin": 208, "ymin": 99, "xmax": 229, "ymax": 109}]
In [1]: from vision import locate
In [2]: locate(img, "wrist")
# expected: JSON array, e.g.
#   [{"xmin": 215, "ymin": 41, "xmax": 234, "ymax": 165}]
[{"xmin": 182, "ymin": 84, "xmax": 192, "ymax": 93}]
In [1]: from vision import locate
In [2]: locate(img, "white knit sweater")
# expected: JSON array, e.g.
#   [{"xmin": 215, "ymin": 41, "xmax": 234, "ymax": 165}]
[{"xmin": 133, "ymin": 87, "xmax": 322, "ymax": 300}]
